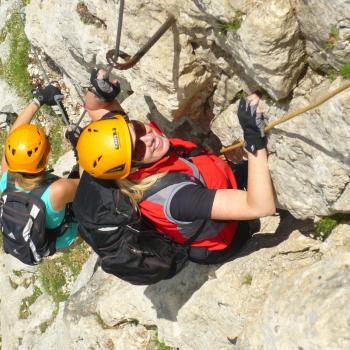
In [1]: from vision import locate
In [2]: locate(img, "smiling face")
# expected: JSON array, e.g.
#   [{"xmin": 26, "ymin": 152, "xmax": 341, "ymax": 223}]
[{"xmin": 128, "ymin": 121, "xmax": 170, "ymax": 164}]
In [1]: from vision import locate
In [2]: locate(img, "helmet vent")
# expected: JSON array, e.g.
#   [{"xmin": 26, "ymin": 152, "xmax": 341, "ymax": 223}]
[
  {"xmin": 105, "ymin": 163, "xmax": 125, "ymax": 174},
  {"xmin": 11, "ymin": 149, "xmax": 16, "ymax": 156},
  {"xmin": 27, "ymin": 151, "xmax": 33, "ymax": 157},
  {"xmin": 93, "ymin": 155, "xmax": 103, "ymax": 168},
  {"xmin": 35, "ymin": 147, "xmax": 38, "ymax": 152},
  {"xmin": 87, "ymin": 128, "xmax": 99, "ymax": 133}
]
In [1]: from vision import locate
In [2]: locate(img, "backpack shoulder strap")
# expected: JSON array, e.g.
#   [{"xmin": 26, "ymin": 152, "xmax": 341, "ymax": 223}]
[
  {"xmin": 142, "ymin": 172, "xmax": 197, "ymax": 201},
  {"xmin": 142, "ymin": 172, "xmax": 205, "ymax": 246}
]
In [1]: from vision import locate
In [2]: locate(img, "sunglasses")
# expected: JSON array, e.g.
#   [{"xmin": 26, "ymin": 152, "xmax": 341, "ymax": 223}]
[{"xmin": 129, "ymin": 120, "xmax": 147, "ymax": 161}]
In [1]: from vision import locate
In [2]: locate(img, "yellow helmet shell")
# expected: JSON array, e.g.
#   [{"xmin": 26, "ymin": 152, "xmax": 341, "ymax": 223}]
[
  {"xmin": 5, "ymin": 124, "xmax": 50, "ymax": 173},
  {"xmin": 77, "ymin": 115, "xmax": 132, "ymax": 180}
]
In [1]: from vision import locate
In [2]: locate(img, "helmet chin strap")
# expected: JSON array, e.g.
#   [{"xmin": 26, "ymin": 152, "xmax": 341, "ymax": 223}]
[{"xmin": 130, "ymin": 161, "xmax": 150, "ymax": 171}]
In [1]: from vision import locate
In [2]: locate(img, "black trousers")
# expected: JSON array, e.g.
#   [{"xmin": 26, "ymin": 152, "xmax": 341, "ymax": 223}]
[{"xmin": 189, "ymin": 221, "xmax": 252, "ymax": 264}]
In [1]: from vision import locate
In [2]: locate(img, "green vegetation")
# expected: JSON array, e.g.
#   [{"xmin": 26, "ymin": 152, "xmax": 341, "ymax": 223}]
[
  {"xmin": 233, "ymin": 90, "xmax": 248, "ymax": 103},
  {"xmin": 218, "ymin": 13, "xmax": 243, "ymax": 35},
  {"xmin": 19, "ymin": 286, "xmax": 42, "ymax": 319},
  {"xmin": 0, "ymin": 7, "xmax": 67, "ymax": 163},
  {"xmin": 61, "ymin": 241, "xmax": 91, "ymax": 277},
  {"xmin": 242, "ymin": 273, "xmax": 253, "ymax": 285},
  {"xmin": 9, "ymin": 277, "xmax": 19, "ymax": 289},
  {"xmin": 38, "ymin": 241, "xmax": 90, "ymax": 302},
  {"xmin": 327, "ymin": 63, "xmax": 350, "ymax": 81},
  {"xmin": 339, "ymin": 63, "xmax": 350, "ymax": 79},
  {"xmin": 0, "ymin": 12, "xmax": 31, "ymax": 101},
  {"xmin": 39, "ymin": 304, "xmax": 59, "ymax": 333},
  {"xmin": 149, "ymin": 330, "xmax": 174, "ymax": 350},
  {"xmin": 313, "ymin": 214, "xmax": 350, "ymax": 241},
  {"xmin": 38, "ymin": 258, "xmax": 69, "ymax": 302},
  {"xmin": 12, "ymin": 270, "xmax": 24, "ymax": 277},
  {"xmin": 154, "ymin": 336, "xmax": 173, "ymax": 350},
  {"xmin": 96, "ymin": 313, "xmax": 109, "ymax": 329},
  {"xmin": 9, "ymin": 270, "xmax": 35, "ymax": 289},
  {"xmin": 327, "ymin": 68, "xmax": 338, "ymax": 81},
  {"xmin": 0, "ymin": 129, "xmax": 7, "ymax": 165},
  {"xmin": 47, "ymin": 117, "xmax": 70, "ymax": 166},
  {"xmin": 325, "ymin": 24, "xmax": 339, "ymax": 50}
]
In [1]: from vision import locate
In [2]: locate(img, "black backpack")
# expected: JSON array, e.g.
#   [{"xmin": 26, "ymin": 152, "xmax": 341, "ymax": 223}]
[
  {"xmin": 0, "ymin": 173, "xmax": 58, "ymax": 265},
  {"xmin": 72, "ymin": 172, "xmax": 190, "ymax": 285}
]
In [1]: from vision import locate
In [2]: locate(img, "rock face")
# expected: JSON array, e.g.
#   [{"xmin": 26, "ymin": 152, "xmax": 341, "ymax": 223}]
[
  {"xmin": 1, "ymin": 0, "xmax": 350, "ymax": 349},
  {"xmin": 2, "ymin": 214, "xmax": 349, "ymax": 349},
  {"xmin": 294, "ymin": 0, "xmax": 350, "ymax": 72},
  {"xmin": 21, "ymin": 0, "xmax": 350, "ymax": 218},
  {"xmin": 0, "ymin": 80, "xmax": 24, "ymax": 117},
  {"xmin": 239, "ymin": 251, "xmax": 350, "ymax": 350}
]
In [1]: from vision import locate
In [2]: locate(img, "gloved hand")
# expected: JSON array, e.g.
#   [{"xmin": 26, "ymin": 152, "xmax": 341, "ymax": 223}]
[
  {"xmin": 67, "ymin": 163, "xmax": 80, "ymax": 179},
  {"xmin": 65, "ymin": 125, "xmax": 83, "ymax": 149},
  {"xmin": 32, "ymin": 83, "xmax": 63, "ymax": 106},
  {"xmin": 89, "ymin": 68, "xmax": 120, "ymax": 102},
  {"xmin": 237, "ymin": 97, "xmax": 266, "ymax": 154}
]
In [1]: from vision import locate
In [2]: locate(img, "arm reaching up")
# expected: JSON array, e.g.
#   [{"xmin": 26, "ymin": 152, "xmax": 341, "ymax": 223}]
[{"xmin": 211, "ymin": 94, "xmax": 275, "ymax": 220}]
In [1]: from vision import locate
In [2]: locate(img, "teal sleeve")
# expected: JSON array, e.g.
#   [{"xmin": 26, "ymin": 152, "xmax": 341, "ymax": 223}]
[
  {"xmin": 40, "ymin": 186, "xmax": 65, "ymax": 229},
  {"xmin": 0, "ymin": 175, "xmax": 77, "ymax": 249},
  {"xmin": 41, "ymin": 186, "xmax": 78, "ymax": 249},
  {"xmin": 0, "ymin": 171, "xmax": 8, "ymax": 192},
  {"xmin": 41, "ymin": 185, "xmax": 78, "ymax": 249}
]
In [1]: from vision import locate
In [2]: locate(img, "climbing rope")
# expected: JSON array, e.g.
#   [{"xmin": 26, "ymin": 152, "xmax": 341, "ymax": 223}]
[{"xmin": 220, "ymin": 81, "xmax": 350, "ymax": 154}]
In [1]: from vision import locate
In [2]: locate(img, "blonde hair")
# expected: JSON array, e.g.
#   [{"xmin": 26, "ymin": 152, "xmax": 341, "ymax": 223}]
[
  {"xmin": 117, "ymin": 172, "xmax": 167, "ymax": 209},
  {"xmin": 13, "ymin": 172, "xmax": 46, "ymax": 191}
]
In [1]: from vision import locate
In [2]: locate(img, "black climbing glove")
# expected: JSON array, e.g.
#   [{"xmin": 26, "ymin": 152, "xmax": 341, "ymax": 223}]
[
  {"xmin": 65, "ymin": 125, "xmax": 82, "ymax": 149},
  {"xmin": 32, "ymin": 83, "xmax": 63, "ymax": 106},
  {"xmin": 89, "ymin": 68, "xmax": 120, "ymax": 102},
  {"xmin": 65, "ymin": 125, "xmax": 82, "ymax": 160},
  {"xmin": 67, "ymin": 163, "xmax": 80, "ymax": 179},
  {"xmin": 237, "ymin": 97, "xmax": 266, "ymax": 154}
]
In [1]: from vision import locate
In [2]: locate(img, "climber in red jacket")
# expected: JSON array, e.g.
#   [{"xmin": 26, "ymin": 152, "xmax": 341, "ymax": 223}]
[{"xmin": 77, "ymin": 69, "xmax": 275, "ymax": 264}]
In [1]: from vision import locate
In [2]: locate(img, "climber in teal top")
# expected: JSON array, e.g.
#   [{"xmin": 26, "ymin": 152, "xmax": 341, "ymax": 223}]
[
  {"xmin": 0, "ymin": 171, "xmax": 77, "ymax": 250},
  {"xmin": 0, "ymin": 83, "xmax": 80, "ymax": 256}
]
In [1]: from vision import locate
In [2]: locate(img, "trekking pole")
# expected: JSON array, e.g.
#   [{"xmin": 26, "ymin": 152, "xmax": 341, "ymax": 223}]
[
  {"xmin": 18, "ymin": 8, "xmax": 71, "ymax": 126},
  {"xmin": 220, "ymin": 80, "xmax": 350, "ymax": 154}
]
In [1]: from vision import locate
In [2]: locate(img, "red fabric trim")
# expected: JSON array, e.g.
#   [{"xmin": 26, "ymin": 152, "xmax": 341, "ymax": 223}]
[{"xmin": 131, "ymin": 137, "xmax": 239, "ymax": 250}]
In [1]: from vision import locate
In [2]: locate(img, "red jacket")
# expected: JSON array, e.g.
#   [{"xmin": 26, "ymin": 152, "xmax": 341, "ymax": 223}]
[{"xmin": 130, "ymin": 138, "xmax": 239, "ymax": 251}]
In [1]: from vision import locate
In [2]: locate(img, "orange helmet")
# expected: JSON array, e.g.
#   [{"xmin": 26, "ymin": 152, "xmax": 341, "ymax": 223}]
[
  {"xmin": 77, "ymin": 115, "xmax": 132, "ymax": 180},
  {"xmin": 5, "ymin": 124, "xmax": 50, "ymax": 173}
]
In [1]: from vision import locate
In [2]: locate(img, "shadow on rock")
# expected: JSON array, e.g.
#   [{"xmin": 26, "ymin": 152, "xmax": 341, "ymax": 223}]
[
  {"xmin": 144, "ymin": 262, "xmax": 215, "ymax": 321},
  {"xmin": 239, "ymin": 210, "xmax": 314, "ymax": 258},
  {"xmin": 144, "ymin": 211, "xmax": 313, "ymax": 321}
]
